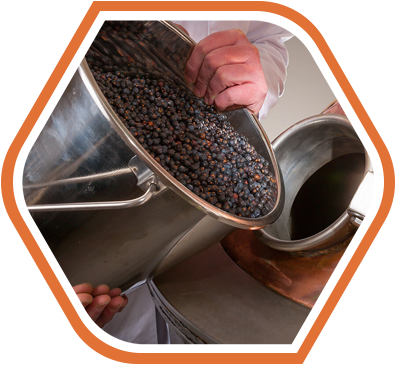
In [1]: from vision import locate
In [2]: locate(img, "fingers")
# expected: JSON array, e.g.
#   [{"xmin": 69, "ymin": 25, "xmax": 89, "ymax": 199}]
[
  {"xmin": 214, "ymin": 83, "xmax": 266, "ymax": 115},
  {"xmin": 118, "ymin": 294, "xmax": 128, "ymax": 313},
  {"xmin": 204, "ymin": 64, "xmax": 260, "ymax": 105},
  {"xmin": 74, "ymin": 284, "xmax": 128, "ymax": 327},
  {"xmin": 73, "ymin": 283, "xmax": 93, "ymax": 295},
  {"xmin": 91, "ymin": 284, "xmax": 110, "ymax": 297},
  {"xmin": 74, "ymin": 283, "xmax": 94, "ymax": 307},
  {"xmin": 108, "ymin": 287, "xmax": 122, "ymax": 298},
  {"xmin": 192, "ymin": 44, "xmax": 257, "ymax": 98},
  {"xmin": 94, "ymin": 295, "xmax": 127, "ymax": 328},
  {"xmin": 202, "ymin": 62, "xmax": 267, "ymax": 115},
  {"xmin": 76, "ymin": 293, "xmax": 93, "ymax": 308},
  {"xmin": 185, "ymin": 29, "xmax": 247, "ymax": 84},
  {"xmin": 84, "ymin": 293, "xmax": 112, "ymax": 323},
  {"xmin": 184, "ymin": 29, "xmax": 267, "ymax": 114}
]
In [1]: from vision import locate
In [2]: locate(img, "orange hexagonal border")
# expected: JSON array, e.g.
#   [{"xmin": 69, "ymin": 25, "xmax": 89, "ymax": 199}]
[{"xmin": 1, "ymin": 1, "xmax": 395, "ymax": 363}]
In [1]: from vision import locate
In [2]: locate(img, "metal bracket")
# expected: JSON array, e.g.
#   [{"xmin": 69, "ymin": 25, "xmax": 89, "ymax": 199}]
[
  {"xmin": 128, "ymin": 155, "xmax": 154, "ymax": 186},
  {"xmin": 128, "ymin": 155, "xmax": 167, "ymax": 194}
]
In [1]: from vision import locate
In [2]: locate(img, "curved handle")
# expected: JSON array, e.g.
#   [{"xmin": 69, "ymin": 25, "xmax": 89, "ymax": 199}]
[{"xmin": 27, "ymin": 177, "xmax": 159, "ymax": 212}]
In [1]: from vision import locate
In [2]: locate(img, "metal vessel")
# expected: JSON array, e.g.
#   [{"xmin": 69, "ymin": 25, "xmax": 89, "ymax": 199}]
[
  {"xmin": 22, "ymin": 21, "xmax": 283, "ymax": 291},
  {"xmin": 255, "ymin": 113, "xmax": 373, "ymax": 252},
  {"xmin": 22, "ymin": 20, "xmax": 374, "ymax": 344},
  {"xmin": 219, "ymin": 107, "xmax": 374, "ymax": 308},
  {"xmin": 149, "ymin": 242, "xmax": 310, "ymax": 344},
  {"xmin": 150, "ymin": 110, "xmax": 374, "ymax": 343}
]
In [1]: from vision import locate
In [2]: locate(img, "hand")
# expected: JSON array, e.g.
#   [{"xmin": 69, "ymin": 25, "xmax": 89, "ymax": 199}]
[
  {"xmin": 184, "ymin": 29, "xmax": 267, "ymax": 115},
  {"xmin": 73, "ymin": 283, "xmax": 128, "ymax": 328}
]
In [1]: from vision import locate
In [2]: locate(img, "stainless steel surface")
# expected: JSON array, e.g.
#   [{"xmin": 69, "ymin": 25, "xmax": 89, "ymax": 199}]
[
  {"xmin": 152, "ymin": 215, "xmax": 236, "ymax": 277},
  {"xmin": 48, "ymin": 188, "xmax": 206, "ymax": 290},
  {"xmin": 82, "ymin": 20, "xmax": 283, "ymax": 229},
  {"xmin": 149, "ymin": 243, "xmax": 310, "ymax": 344},
  {"xmin": 255, "ymin": 114, "xmax": 370, "ymax": 252},
  {"xmin": 128, "ymin": 156, "xmax": 155, "ymax": 185},
  {"xmin": 23, "ymin": 167, "xmax": 133, "ymax": 190},
  {"xmin": 22, "ymin": 21, "xmax": 282, "ymax": 290},
  {"xmin": 88, "ymin": 20, "xmax": 196, "ymax": 87}
]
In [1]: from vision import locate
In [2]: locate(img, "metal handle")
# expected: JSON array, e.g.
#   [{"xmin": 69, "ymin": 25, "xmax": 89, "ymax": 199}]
[{"xmin": 27, "ymin": 176, "xmax": 159, "ymax": 212}]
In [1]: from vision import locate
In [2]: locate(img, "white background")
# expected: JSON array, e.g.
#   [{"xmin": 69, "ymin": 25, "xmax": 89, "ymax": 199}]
[{"xmin": 1, "ymin": 0, "xmax": 396, "ymax": 364}]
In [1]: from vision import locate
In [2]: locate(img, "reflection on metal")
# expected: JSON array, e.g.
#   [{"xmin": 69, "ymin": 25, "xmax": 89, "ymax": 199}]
[
  {"xmin": 150, "ymin": 243, "xmax": 310, "ymax": 344},
  {"xmin": 79, "ymin": 20, "xmax": 284, "ymax": 229},
  {"xmin": 347, "ymin": 170, "xmax": 374, "ymax": 224},
  {"xmin": 27, "ymin": 176, "xmax": 159, "ymax": 212},
  {"xmin": 255, "ymin": 114, "xmax": 372, "ymax": 252},
  {"xmin": 221, "ymin": 230, "xmax": 348, "ymax": 308},
  {"xmin": 152, "ymin": 215, "xmax": 237, "ymax": 277},
  {"xmin": 23, "ymin": 167, "xmax": 133, "ymax": 190},
  {"xmin": 221, "ymin": 102, "xmax": 373, "ymax": 308},
  {"xmin": 321, "ymin": 99, "xmax": 345, "ymax": 115},
  {"xmin": 128, "ymin": 156, "xmax": 154, "ymax": 186},
  {"xmin": 22, "ymin": 21, "xmax": 282, "ymax": 290}
]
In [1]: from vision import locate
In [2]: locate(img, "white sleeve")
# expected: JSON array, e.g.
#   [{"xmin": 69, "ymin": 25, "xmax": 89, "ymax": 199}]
[{"xmin": 246, "ymin": 22, "xmax": 293, "ymax": 119}]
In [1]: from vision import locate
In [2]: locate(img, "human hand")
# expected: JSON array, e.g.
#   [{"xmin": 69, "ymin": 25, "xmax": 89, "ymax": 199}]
[
  {"xmin": 73, "ymin": 283, "xmax": 128, "ymax": 328},
  {"xmin": 184, "ymin": 29, "xmax": 267, "ymax": 115}
]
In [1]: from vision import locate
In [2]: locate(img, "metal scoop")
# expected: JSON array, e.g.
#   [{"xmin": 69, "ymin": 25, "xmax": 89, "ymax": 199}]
[{"xmin": 22, "ymin": 21, "xmax": 283, "ymax": 289}]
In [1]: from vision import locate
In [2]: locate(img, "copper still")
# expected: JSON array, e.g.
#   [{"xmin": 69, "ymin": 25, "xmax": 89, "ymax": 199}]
[{"xmin": 221, "ymin": 102, "xmax": 374, "ymax": 308}]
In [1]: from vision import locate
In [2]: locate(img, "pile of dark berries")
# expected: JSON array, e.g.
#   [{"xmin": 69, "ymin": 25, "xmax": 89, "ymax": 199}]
[{"xmin": 87, "ymin": 64, "xmax": 277, "ymax": 218}]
